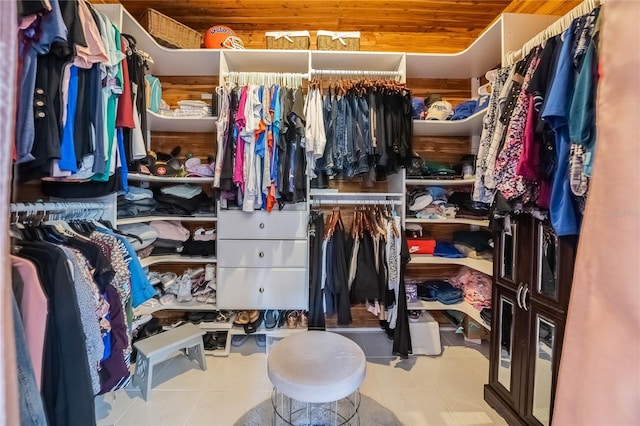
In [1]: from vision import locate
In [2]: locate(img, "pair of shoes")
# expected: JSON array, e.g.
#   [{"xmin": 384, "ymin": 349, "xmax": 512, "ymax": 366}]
[
  {"xmin": 255, "ymin": 334, "xmax": 266, "ymax": 347},
  {"xmin": 204, "ymin": 333, "xmax": 217, "ymax": 351},
  {"xmin": 195, "ymin": 288, "xmax": 216, "ymax": 304},
  {"xmin": 286, "ymin": 310, "xmax": 308, "ymax": 329},
  {"xmin": 188, "ymin": 311, "xmax": 206, "ymax": 324},
  {"xmin": 234, "ymin": 310, "xmax": 259, "ymax": 325},
  {"xmin": 263, "ymin": 310, "xmax": 280, "ymax": 329},
  {"xmin": 176, "ymin": 274, "xmax": 193, "ymax": 303},
  {"xmin": 216, "ymin": 331, "xmax": 227, "ymax": 350},
  {"xmin": 231, "ymin": 334, "xmax": 250, "ymax": 347},
  {"xmin": 243, "ymin": 311, "xmax": 264, "ymax": 334}
]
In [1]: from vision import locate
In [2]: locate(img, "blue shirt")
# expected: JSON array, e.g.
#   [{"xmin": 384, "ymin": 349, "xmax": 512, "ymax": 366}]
[
  {"xmin": 98, "ymin": 228, "xmax": 155, "ymax": 308},
  {"xmin": 59, "ymin": 65, "xmax": 79, "ymax": 172},
  {"xmin": 541, "ymin": 25, "xmax": 580, "ymax": 237}
]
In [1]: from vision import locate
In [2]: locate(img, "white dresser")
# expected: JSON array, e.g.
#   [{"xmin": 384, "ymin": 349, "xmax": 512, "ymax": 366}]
[{"xmin": 216, "ymin": 210, "xmax": 309, "ymax": 310}]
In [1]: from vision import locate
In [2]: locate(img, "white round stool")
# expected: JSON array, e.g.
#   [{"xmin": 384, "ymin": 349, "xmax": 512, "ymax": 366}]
[{"xmin": 267, "ymin": 331, "xmax": 366, "ymax": 426}]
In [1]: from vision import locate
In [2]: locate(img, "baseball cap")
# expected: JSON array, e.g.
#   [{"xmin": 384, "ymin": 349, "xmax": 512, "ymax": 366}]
[
  {"xmin": 185, "ymin": 157, "xmax": 214, "ymax": 177},
  {"xmin": 426, "ymin": 101, "xmax": 453, "ymax": 121}
]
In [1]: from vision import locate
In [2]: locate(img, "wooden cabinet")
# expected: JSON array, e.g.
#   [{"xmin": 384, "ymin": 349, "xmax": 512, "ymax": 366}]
[{"xmin": 485, "ymin": 215, "xmax": 576, "ymax": 426}]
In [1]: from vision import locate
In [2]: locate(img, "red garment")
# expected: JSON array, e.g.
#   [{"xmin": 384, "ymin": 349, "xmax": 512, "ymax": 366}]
[
  {"xmin": 115, "ymin": 36, "xmax": 134, "ymax": 129},
  {"xmin": 517, "ymin": 97, "xmax": 540, "ymax": 180}
]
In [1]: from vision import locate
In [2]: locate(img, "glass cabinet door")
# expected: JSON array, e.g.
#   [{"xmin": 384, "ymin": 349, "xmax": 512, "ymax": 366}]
[
  {"xmin": 527, "ymin": 312, "xmax": 558, "ymax": 426},
  {"xmin": 536, "ymin": 223, "xmax": 559, "ymax": 302},
  {"xmin": 497, "ymin": 295, "xmax": 515, "ymax": 392},
  {"xmin": 499, "ymin": 223, "xmax": 517, "ymax": 285}
]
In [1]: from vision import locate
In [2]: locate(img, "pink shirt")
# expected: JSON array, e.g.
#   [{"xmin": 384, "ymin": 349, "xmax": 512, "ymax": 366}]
[{"xmin": 12, "ymin": 256, "xmax": 48, "ymax": 389}]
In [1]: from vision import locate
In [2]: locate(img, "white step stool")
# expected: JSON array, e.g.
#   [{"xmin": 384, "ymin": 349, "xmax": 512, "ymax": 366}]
[
  {"xmin": 409, "ymin": 311, "xmax": 442, "ymax": 355},
  {"xmin": 133, "ymin": 323, "xmax": 206, "ymax": 400}
]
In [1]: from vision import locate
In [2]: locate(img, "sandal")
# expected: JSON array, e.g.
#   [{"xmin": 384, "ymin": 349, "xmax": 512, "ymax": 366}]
[
  {"xmin": 160, "ymin": 272, "xmax": 178, "ymax": 290},
  {"xmin": 234, "ymin": 311, "xmax": 250, "ymax": 325},
  {"xmin": 215, "ymin": 311, "xmax": 231, "ymax": 323},
  {"xmin": 287, "ymin": 311, "xmax": 299, "ymax": 329},
  {"xmin": 298, "ymin": 311, "xmax": 308, "ymax": 328},
  {"xmin": 264, "ymin": 310, "xmax": 280, "ymax": 329},
  {"xmin": 247, "ymin": 310, "xmax": 260, "ymax": 323}
]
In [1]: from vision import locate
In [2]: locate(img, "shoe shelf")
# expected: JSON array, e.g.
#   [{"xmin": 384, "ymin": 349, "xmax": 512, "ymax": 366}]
[
  {"xmin": 228, "ymin": 325, "xmax": 307, "ymax": 337},
  {"xmin": 405, "ymin": 217, "xmax": 489, "ymax": 227},
  {"xmin": 117, "ymin": 215, "xmax": 217, "ymax": 225},
  {"xmin": 127, "ymin": 173, "xmax": 215, "ymax": 184},
  {"xmin": 147, "ymin": 110, "xmax": 218, "ymax": 133},
  {"xmin": 409, "ymin": 255, "xmax": 493, "ymax": 276},
  {"xmin": 134, "ymin": 299, "xmax": 219, "ymax": 316},
  {"xmin": 412, "ymin": 110, "xmax": 486, "ymax": 137},
  {"xmin": 139, "ymin": 255, "xmax": 217, "ymax": 268},
  {"xmin": 405, "ymin": 177, "xmax": 476, "ymax": 186},
  {"xmin": 407, "ymin": 299, "xmax": 491, "ymax": 331}
]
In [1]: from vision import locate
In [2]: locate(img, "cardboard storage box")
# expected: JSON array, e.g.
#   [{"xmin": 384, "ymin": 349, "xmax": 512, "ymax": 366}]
[
  {"xmin": 409, "ymin": 311, "xmax": 441, "ymax": 355},
  {"xmin": 463, "ymin": 315, "xmax": 490, "ymax": 341}
]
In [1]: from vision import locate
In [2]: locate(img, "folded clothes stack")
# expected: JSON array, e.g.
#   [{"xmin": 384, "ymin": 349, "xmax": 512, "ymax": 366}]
[
  {"xmin": 118, "ymin": 184, "xmax": 215, "ymax": 218},
  {"xmin": 407, "ymin": 186, "xmax": 489, "ymax": 222},
  {"xmin": 406, "ymin": 153, "xmax": 475, "ymax": 180},
  {"xmin": 452, "ymin": 230, "xmax": 493, "ymax": 260},
  {"xmin": 118, "ymin": 187, "xmax": 157, "ymax": 218},
  {"xmin": 450, "ymin": 266, "xmax": 492, "ymax": 309},
  {"xmin": 159, "ymin": 100, "xmax": 212, "ymax": 118},
  {"xmin": 416, "ymin": 280, "xmax": 464, "ymax": 305}
]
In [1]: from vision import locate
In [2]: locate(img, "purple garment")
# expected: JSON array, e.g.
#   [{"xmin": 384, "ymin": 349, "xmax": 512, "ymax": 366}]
[{"xmin": 99, "ymin": 285, "xmax": 129, "ymax": 394}]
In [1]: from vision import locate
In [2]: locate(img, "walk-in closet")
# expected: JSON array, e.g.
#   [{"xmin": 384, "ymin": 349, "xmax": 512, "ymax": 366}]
[{"xmin": 3, "ymin": 0, "xmax": 639, "ymax": 425}]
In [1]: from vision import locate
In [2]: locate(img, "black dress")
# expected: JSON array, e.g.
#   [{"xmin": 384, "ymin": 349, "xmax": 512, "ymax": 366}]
[{"xmin": 392, "ymin": 232, "xmax": 413, "ymax": 359}]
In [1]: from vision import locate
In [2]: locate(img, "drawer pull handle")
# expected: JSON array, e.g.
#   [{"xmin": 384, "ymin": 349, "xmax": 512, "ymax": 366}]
[
  {"xmin": 259, "ymin": 223, "xmax": 265, "ymax": 229},
  {"xmin": 259, "ymin": 252, "xmax": 265, "ymax": 258},
  {"xmin": 259, "ymin": 287, "xmax": 265, "ymax": 293}
]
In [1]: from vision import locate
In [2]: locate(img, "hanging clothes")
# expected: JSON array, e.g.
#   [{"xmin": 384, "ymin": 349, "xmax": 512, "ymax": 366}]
[
  {"xmin": 214, "ymin": 80, "xmax": 307, "ymax": 210},
  {"xmin": 473, "ymin": 6, "xmax": 602, "ymax": 237},
  {"xmin": 310, "ymin": 79, "xmax": 413, "ymax": 183},
  {"xmin": 308, "ymin": 211, "xmax": 326, "ymax": 330}
]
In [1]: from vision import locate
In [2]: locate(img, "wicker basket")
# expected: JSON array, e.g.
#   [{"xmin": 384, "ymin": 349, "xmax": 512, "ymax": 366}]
[
  {"xmin": 316, "ymin": 30, "xmax": 360, "ymax": 51},
  {"xmin": 265, "ymin": 31, "xmax": 310, "ymax": 50},
  {"xmin": 139, "ymin": 8, "xmax": 202, "ymax": 49}
]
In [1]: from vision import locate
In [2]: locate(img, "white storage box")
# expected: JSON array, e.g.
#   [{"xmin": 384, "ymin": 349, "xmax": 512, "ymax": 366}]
[{"xmin": 409, "ymin": 311, "xmax": 441, "ymax": 355}]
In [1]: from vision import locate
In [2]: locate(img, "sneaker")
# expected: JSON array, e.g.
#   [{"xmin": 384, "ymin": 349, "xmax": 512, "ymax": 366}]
[
  {"xmin": 205, "ymin": 263, "xmax": 216, "ymax": 281},
  {"xmin": 409, "ymin": 310, "xmax": 421, "ymax": 322},
  {"xmin": 408, "ymin": 189, "xmax": 433, "ymax": 212},
  {"xmin": 176, "ymin": 274, "xmax": 193, "ymax": 303},
  {"xmin": 132, "ymin": 314, "xmax": 153, "ymax": 330}
]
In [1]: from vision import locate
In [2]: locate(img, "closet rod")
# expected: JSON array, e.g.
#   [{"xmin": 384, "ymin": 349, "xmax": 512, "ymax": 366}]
[
  {"xmin": 505, "ymin": 0, "xmax": 604, "ymax": 65},
  {"xmin": 311, "ymin": 199, "xmax": 402, "ymax": 206},
  {"xmin": 310, "ymin": 69, "xmax": 402, "ymax": 77},
  {"xmin": 10, "ymin": 202, "xmax": 106, "ymax": 214},
  {"xmin": 221, "ymin": 71, "xmax": 310, "ymax": 78}
]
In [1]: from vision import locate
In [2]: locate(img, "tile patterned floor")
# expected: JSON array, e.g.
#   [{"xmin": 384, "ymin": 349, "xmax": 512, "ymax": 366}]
[{"xmin": 95, "ymin": 330, "xmax": 506, "ymax": 426}]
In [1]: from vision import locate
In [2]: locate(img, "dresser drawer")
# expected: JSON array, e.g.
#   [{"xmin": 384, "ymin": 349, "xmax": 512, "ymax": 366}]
[
  {"xmin": 217, "ymin": 211, "xmax": 307, "ymax": 240},
  {"xmin": 216, "ymin": 267, "xmax": 308, "ymax": 310},
  {"xmin": 218, "ymin": 240, "xmax": 307, "ymax": 268}
]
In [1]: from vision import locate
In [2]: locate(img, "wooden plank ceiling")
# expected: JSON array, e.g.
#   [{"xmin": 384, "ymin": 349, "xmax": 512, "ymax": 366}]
[{"xmin": 115, "ymin": 0, "xmax": 583, "ymax": 52}]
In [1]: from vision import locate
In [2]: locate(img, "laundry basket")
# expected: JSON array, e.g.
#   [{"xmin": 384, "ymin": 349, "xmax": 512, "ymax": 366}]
[{"xmin": 139, "ymin": 8, "xmax": 202, "ymax": 49}]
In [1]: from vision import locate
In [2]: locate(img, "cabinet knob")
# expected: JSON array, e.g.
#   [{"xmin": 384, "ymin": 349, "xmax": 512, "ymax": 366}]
[
  {"xmin": 259, "ymin": 287, "xmax": 265, "ymax": 293},
  {"xmin": 259, "ymin": 223, "xmax": 265, "ymax": 229},
  {"xmin": 259, "ymin": 252, "xmax": 265, "ymax": 258}
]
